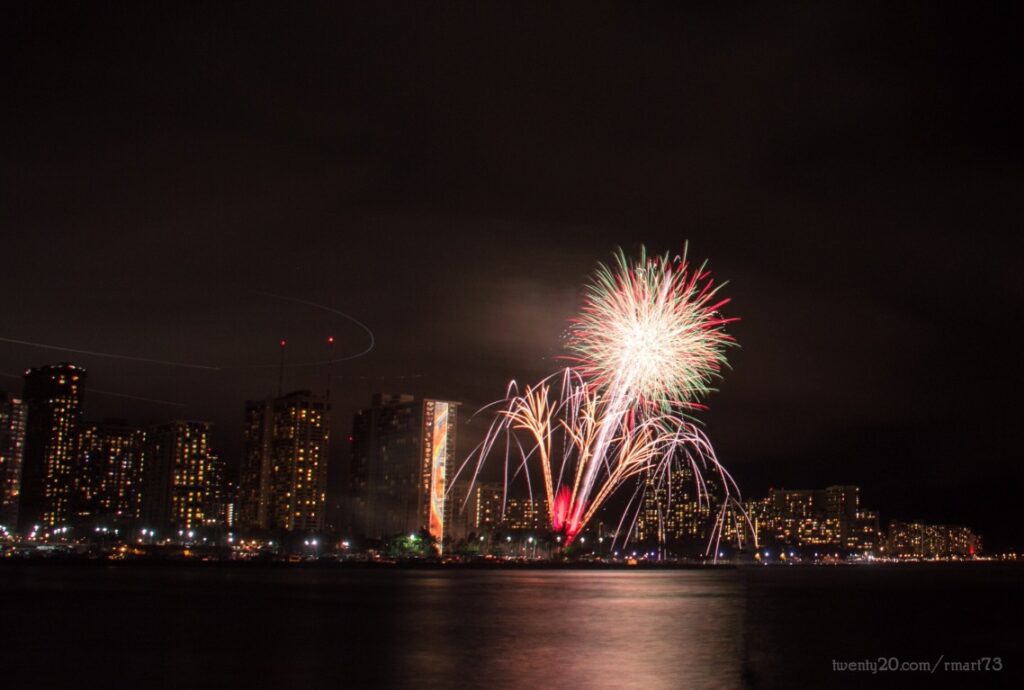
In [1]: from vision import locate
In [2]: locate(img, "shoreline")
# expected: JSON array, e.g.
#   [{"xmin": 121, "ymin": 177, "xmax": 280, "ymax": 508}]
[{"xmin": 0, "ymin": 558, "xmax": 1013, "ymax": 571}]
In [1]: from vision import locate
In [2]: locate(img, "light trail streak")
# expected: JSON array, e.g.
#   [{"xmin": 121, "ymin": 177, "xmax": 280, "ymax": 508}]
[{"xmin": 0, "ymin": 337, "xmax": 220, "ymax": 370}]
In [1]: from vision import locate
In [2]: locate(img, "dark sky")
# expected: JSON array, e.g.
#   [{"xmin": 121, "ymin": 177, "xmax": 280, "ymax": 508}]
[{"xmin": 2, "ymin": 4, "xmax": 1021, "ymax": 545}]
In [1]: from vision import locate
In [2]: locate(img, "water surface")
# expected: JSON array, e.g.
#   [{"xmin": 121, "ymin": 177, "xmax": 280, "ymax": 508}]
[{"xmin": 2, "ymin": 564, "xmax": 1019, "ymax": 689}]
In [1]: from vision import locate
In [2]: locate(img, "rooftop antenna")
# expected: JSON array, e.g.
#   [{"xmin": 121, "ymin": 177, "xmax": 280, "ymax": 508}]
[
  {"xmin": 325, "ymin": 336, "xmax": 335, "ymax": 402},
  {"xmin": 277, "ymin": 339, "xmax": 287, "ymax": 397}
]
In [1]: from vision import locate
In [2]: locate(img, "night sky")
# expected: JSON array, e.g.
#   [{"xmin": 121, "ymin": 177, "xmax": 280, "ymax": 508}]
[{"xmin": 2, "ymin": 5, "xmax": 1021, "ymax": 546}]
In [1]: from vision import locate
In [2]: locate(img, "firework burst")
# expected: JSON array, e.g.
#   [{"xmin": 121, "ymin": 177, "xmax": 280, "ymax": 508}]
[
  {"xmin": 459, "ymin": 246, "xmax": 754, "ymax": 558},
  {"xmin": 566, "ymin": 246, "xmax": 736, "ymax": 411}
]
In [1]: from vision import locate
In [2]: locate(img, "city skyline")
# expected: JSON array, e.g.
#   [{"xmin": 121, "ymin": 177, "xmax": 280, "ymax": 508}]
[
  {"xmin": 1, "ymin": 6, "xmax": 1019, "ymax": 688},
  {"xmin": 1, "ymin": 5, "xmax": 1019, "ymax": 548},
  {"xmin": 0, "ymin": 356, "xmax": 992, "ymax": 554}
]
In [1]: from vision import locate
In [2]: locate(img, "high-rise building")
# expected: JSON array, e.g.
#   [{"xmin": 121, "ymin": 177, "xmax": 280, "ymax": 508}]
[
  {"xmin": 636, "ymin": 465, "xmax": 722, "ymax": 547},
  {"xmin": 419, "ymin": 399, "xmax": 456, "ymax": 545},
  {"xmin": 349, "ymin": 393, "xmax": 418, "ymax": 538},
  {"xmin": 20, "ymin": 363, "xmax": 86, "ymax": 529},
  {"xmin": 739, "ymin": 496, "xmax": 774, "ymax": 547},
  {"xmin": 142, "ymin": 421, "xmax": 213, "ymax": 531},
  {"xmin": 886, "ymin": 520, "xmax": 981, "ymax": 559},
  {"xmin": 73, "ymin": 423, "xmax": 107, "ymax": 521},
  {"xmin": 203, "ymin": 452, "xmax": 226, "ymax": 528},
  {"xmin": 349, "ymin": 394, "xmax": 458, "ymax": 542},
  {"xmin": 463, "ymin": 482, "xmax": 543, "ymax": 534},
  {"xmin": 846, "ymin": 509, "xmax": 880, "ymax": 553},
  {"xmin": 75, "ymin": 421, "xmax": 147, "ymax": 523},
  {"xmin": 238, "ymin": 400, "xmax": 273, "ymax": 529},
  {"xmin": 0, "ymin": 393, "xmax": 28, "ymax": 528},
  {"xmin": 237, "ymin": 391, "xmax": 329, "ymax": 532},
  {"xmin": 469, "ymin": 481, "xmax": 503, "ymax": 531},
  {"xmin": 102, "ymin": 422, "xmax": 148, "ymax": 521},
  {"xmin": 768, "ymin": 485, "xmax": 862, "ymax": 549},
  {"xmin": 222, "ymin": 477, "xmax": 237, "ymax": 529},
  {"xmin": 502, "ymin": 497, "xmax": 541, "ymax": 531}
]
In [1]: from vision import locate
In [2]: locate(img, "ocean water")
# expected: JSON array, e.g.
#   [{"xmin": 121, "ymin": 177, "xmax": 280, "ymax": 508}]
[{"xmin": 1, "ymin": 563, "xmax": 1020, "ymax": 689}]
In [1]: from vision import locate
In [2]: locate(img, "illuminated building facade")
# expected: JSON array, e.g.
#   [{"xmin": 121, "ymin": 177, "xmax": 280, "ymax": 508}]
[
  {"xmin": 222, "ymin": 477, "xmax": 236, "ymax": 529},
  {"xmin": 0, "ymin": 393, "xmax": 28, "ymax": 528},
  {"xmin": 142, "ymin": 421, "xmax": 213, "ymax": 530},
  {"xmin": 739, "ymin": 496, "xmax": 774, "ymax": 546},
  {"xmin": 886, "ymin": 520, "xmax": 981, "ymax": 559},
  {"xmin": 502, "ymin": 497, "xmax": 540, "ymax": 531},
  {"xmin": 470, "ymin": 482, "xmax": 504, "ymax": 531},
  {"xmin": 769, "ymin": 485, "xmax": 862, "ymax": 549},
  {"xmin": 238, "ymin": 391, "xmax": 329, "ymax": 532},
  {"xmin": 469, "ymin": 482, "xmax": 542, "ymax": 532},
  {"xmin": 846, "ymin": 510, "xmax": 880, "ymax": 553},
  {"xmin": 20, "ymin": 363, "xmax": 86, "ymax": 529},
  {"xmin": 770, "ymin": 488, "xmax": 830, "ymax": 546},
  {"xmin": 73, "ymin": 424, "xmax": 106, "ymax": 520},
  {"xmin": 418, "ymin": 399, "xmax": 456, "ymax": 545},
  {"xmin": 686, "ymin": 485, "xmax": 886, "ymax": 556},
  {"xmin": 271, "ymin": 392, "xmax": 329, "ymax": 532},
  {"xmin": 203, "ymin": 452, "xmax": 226, "ymax": 528},
  {"xmin": 635, "ymin": 466, "xmax": 721, "ymax": 548},
  {"xmin": 350, "ymin": 394, "xmax": 459, "ymax": 541},
  {"xmin": 73, "ymin": 421, "xmax": 147, "ymax": 522}
]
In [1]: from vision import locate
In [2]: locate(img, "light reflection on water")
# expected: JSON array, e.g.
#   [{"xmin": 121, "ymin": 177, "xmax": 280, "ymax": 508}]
[
  {"xmin": 3, "ymin": 564, "xmax": 1020, "ymax": 689},
  {"xmin": 395, "ymin": 571, "xmax": 744, "ymax": 689}
]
